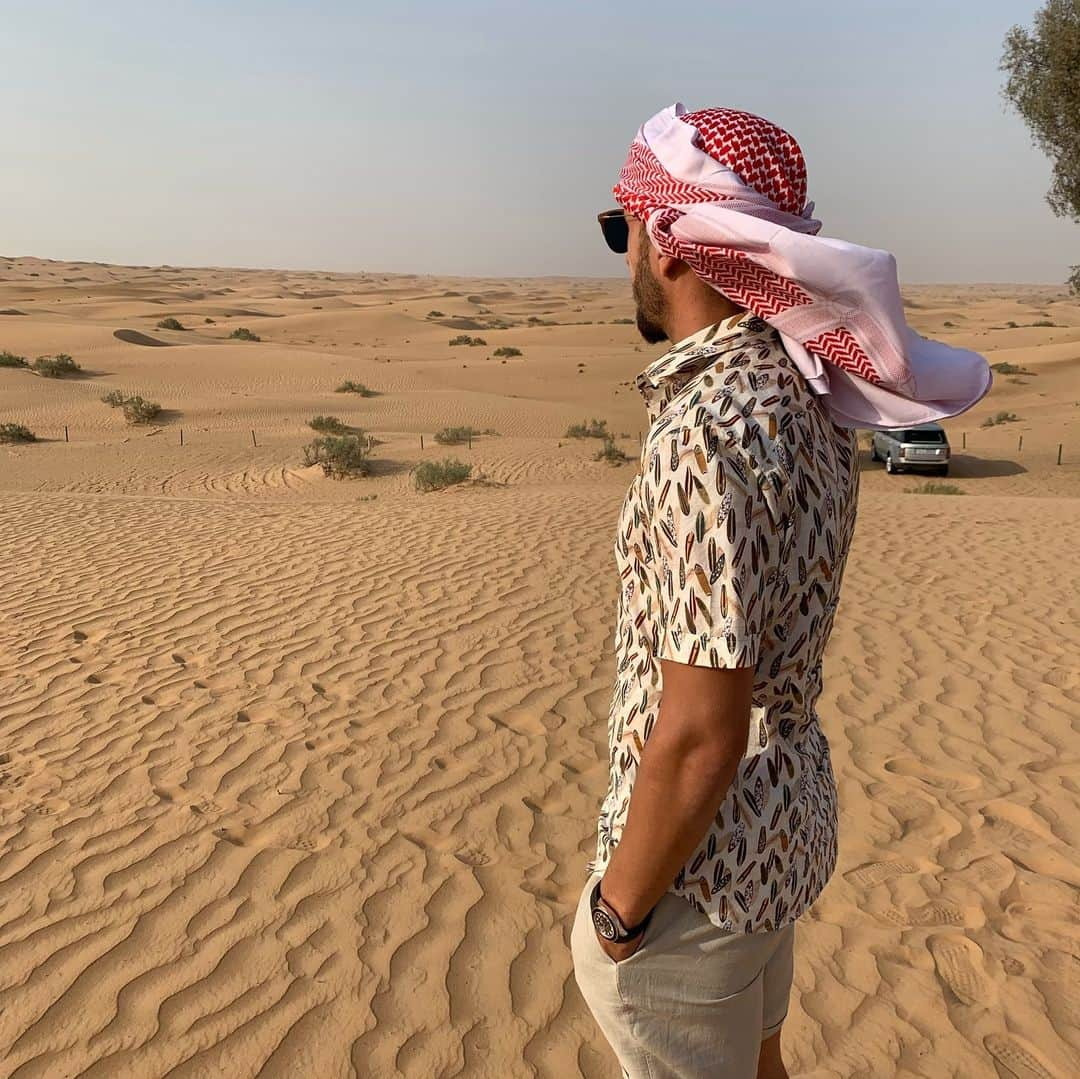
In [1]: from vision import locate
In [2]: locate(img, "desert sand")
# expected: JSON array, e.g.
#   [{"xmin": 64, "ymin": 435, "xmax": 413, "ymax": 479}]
[{"xmin": 1, "ymin": 255, "xmax": 1078, "ymax": 1078}]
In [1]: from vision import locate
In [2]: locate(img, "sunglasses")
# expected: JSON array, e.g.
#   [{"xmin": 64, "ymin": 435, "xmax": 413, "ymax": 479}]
[{"xmin": 597, "ymin": 208, "xmax": 629, "ymax": 254}]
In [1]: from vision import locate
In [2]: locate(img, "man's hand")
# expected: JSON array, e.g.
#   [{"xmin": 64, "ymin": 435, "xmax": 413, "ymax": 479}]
[{"xmin": 594, "ymin": 921, "xmax": 646, "ymax": 963}]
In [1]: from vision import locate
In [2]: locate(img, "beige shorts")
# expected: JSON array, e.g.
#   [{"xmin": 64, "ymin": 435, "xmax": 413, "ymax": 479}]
[{"xmin": 571, "ymin": 870, "xmax": 795, "ymax": 1079}]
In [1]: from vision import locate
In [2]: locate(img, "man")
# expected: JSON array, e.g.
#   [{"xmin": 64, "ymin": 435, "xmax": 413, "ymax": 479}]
[{"xmin": 570, "ymin": 103, "xmax": 991, "ymax": 1078}]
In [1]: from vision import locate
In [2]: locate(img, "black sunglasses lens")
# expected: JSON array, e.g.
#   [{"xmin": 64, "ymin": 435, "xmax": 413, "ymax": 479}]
[{"xmin": 600, "ymin": 215, "xmax": 628, "ymax": 254}]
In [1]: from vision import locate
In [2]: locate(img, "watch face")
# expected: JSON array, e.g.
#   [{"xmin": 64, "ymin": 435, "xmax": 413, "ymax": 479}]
[{"xmin": 592, "ymin": 908, "xmax": 617, "ymax": 941}]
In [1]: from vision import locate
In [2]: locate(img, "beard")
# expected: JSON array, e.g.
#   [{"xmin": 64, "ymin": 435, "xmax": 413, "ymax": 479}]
[{"xmin": 632, "ymin": 253, "xmax": 669, "ymax": 345}]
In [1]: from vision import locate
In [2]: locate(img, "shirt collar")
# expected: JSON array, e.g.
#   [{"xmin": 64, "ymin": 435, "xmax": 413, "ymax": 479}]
[{"xmin": 633, "ymin": 311, "xmax": 772, "ymax": 401}]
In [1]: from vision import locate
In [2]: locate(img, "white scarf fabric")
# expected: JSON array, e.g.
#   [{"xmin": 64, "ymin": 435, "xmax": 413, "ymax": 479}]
[{"xmin": 625, "ymin": 104, "xmax": 992, "ymax": 430}]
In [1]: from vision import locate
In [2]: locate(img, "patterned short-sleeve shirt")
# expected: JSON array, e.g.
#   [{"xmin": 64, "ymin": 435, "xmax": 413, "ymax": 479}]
[{"xmin": 585, "ymin": 311, "xmax": 861, "ymax": 934}]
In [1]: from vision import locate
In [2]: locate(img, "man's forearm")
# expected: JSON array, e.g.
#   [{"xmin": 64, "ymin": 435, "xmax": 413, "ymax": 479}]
[{"xmin": 599, "ymin": 709, "xmax": 745, "ymax": 928}]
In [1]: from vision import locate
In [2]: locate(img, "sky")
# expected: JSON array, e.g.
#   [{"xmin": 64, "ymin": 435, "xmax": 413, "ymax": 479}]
[{"xmin": 2, "ymin": 1, "xmax": 1076, "ymax": 283}]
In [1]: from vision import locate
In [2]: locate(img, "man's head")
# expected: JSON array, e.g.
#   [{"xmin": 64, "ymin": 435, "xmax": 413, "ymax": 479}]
[{"xmin": 600, "ymin": 104, "xmax": 816, "ymax": 346}]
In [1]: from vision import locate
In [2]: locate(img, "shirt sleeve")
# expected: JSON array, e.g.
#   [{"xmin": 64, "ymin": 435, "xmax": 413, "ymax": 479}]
[{"xmin": 648, "ymin": 420, "xmax": 791, "ymax": 669}]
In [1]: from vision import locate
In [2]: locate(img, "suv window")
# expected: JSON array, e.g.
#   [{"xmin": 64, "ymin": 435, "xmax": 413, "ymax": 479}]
[{"xmin": 900, "ymin": 429, "xmax": 946, "ymax": 444}]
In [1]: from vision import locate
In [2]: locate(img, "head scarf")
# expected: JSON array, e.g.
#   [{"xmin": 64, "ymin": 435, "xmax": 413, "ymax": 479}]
[{"xmin": 615, "ymin": 103, "xmax": 992, "ymax": 429}]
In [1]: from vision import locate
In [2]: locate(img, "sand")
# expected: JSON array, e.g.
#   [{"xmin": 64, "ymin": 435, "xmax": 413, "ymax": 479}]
[{"xmin": 0, "ymin": 255, "xmax": 1078, "ymax": 1078}]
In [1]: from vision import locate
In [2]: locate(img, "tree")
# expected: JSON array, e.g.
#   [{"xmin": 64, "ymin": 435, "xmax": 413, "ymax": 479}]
[{"xmin": 1000, "ymin": 0, "xmax": 1080, "ymax": 291}]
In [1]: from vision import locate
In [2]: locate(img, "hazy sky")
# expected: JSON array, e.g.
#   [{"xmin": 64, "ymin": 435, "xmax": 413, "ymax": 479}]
[{"xmin": 3, "ymin": 1, "xmax": 1076, "ymax": 282}]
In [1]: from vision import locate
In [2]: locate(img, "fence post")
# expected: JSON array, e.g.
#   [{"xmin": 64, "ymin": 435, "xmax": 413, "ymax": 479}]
[
  {"xmin": 1018, "ymin": 433, "xmax": 1023, "ymax": 452},
  {"xmin": 420, "ymin": 434, "xmax": 424, "ymax": 450},
  {"xmin": 1058, "ymin": 443, "xmax": 1063, "ymax": 466},
  {"xmin": 962, "ymin": 431, "xmax": 966, "ymax": 450},
  {"xmin": 468, "ymin": 433, "xmax": 472, "ymax": 449},
  {"xmin": 180, "ymin": 427, "xmax": 184, "ymax": 446},
  {"xmin": 251, "ymin": 430, "xmax": 257, "ymax": 448},
  {"xmin": 64, "ymin": 425, "xmax": 69, "ymax": 443}
]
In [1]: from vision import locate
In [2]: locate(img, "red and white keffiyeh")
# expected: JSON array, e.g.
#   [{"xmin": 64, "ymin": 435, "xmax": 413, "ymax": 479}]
[{"xmin": 615, "ymin": 103, "xmax": 992, "ymax": 429}]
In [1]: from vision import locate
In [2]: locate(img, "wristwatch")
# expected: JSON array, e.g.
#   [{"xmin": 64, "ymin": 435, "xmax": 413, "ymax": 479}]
[{"xmin": 590, "ymin": 879, "xmax": 654, "ymax": 944}]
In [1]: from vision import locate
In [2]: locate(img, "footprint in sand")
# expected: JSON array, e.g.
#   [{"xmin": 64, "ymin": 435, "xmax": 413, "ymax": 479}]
[
  {"xmin": 907, "ymin": 901, "xmax": 982, "ymax": 928},
  {"xmin": 844, "ymin": 860, "xmax": 920, "ymax": 890},
  {"xmin": 984, "ymin": 1032, "xmax": 1069, "ymax": 1078},
  {"xmin": 928, "ymin": 934, "xmax": 997, "ymax": 1007}
]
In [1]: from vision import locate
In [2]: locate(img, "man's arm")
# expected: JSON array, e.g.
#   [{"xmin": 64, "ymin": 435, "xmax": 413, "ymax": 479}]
[{"xmin": 598, "ymin": 658, "xmax": 754, "ymax": 928}]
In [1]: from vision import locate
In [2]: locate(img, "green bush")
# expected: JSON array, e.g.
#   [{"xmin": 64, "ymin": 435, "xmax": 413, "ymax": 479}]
[
  {"xmin": 228, "ymin": 327, "xmax": 260, "ymax": 341},
  {"xmin": 492, "ymin": 346, "xmax": 522, "ymax": 358},
  {"xmin": 1032, "ymin": 319, "xmax": 1056, "ymax": 327},
  {"xmin": 991, "ymin": 362, "xmax": 1032, "ymax": 375},
  {"xmin": 335, "ymin": 379, "xmax": 375, "ymax": 395},
  {"xmin": 414, "ymin": 457, "xmax": 472, "ymax": 491},
  {"xmin": 565, "ymin": 417, "xmax": 609, "ymax": 439},
  {"xmin": 594, "ymin": 436, "xmax": 629, "ymax": 465},
  {"xmin": 308, "ymin": 415, "xmax": 352, "ymax": 434},
  {"xmin": 32, "ymin": 354, "xmax": 81, "ymax": 378},
  {"xmin": 449, "ymin": 334, "xmax": 487, "ymax": 346},
  {"xmin": 981, "ymin": 410, "xmax": 1020, "ymax": 427},
  {"xmin": 1006, "ymin": 320, "xmax": 1019, "ymax": 329},
  {"xmin": 0, "ymin": 422, "xmax": 35, "ymax": 443},
  {"xmin": 433, "ymin": 425, "xmax": 481, "ymax": 445},
  {"xmin": 157, "ymin": 317, "xmax": 184, "ymax": 331},
  {"xmin": 100, "ymin": 389, "xmax": 129, "ymax": 407},
  {"xmin": 0, "ymin": 350, "xmax": 28, "ymax": 368},
  {"xmin": 122, "ymin": 395, "xmax": 162, "ymax": 425},
  {"xmin": 427, "ymin": 310, "xmax": 445, "ymax": 317},
  {"xmin": 303, "ymin": 433, "xmax": 372, "ymax": 478},
  {"xmin": 906, "ymin": 482, "xmax": 964, "ymax": 495}
]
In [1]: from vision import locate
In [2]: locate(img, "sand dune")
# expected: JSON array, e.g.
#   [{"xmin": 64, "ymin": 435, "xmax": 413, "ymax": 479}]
[{"xmin": 1, "ymin": 256, "xmax": 1079, "ymax": 1077}]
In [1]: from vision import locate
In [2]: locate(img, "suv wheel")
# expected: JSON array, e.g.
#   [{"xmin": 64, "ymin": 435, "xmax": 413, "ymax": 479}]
[
  {"xmin": 870, "ymin": 442, "xmax": 880, "ymax": 462},
  {"xmin": 885, "ymin": 454, "xmax": 897, "ymax": 474}
]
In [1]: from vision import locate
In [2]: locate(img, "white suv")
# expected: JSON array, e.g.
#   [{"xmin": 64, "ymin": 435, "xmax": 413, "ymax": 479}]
[{"xmin": 870, "ymin": 423, "xmax": 951, "ymax": 476}]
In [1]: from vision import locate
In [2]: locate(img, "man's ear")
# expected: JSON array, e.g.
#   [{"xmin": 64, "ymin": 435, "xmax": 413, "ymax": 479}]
[{"xmin": 656, "ymin": 252, "xmax": 685, "ymax": 282}]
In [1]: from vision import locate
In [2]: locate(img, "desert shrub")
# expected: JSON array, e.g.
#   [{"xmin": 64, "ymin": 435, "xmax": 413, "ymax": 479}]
[
  {"xmin": 100, "ymin": 389, "xmax": 129, "ymax": 407},
  {"xmin": 0, "ymin": 350, "xmax": 27, "ymax": 368},
  {"xmin": 157, "ymin": 317, "xmax": 184, "ymax": 331},
  {"xmin": 565, "ymin": 417, "xmax": 609, "ymax": 439},
  {"xmin": 1032, "ymin": 319, "xmax": 1056, "ymax": 327},
  {"xmin": 981, "ymin": 410, "xmax": 1020, "ymax": 427},
  {"xmin": 204, "ymin": 317, "xmax": 215, "ymax": 324},
  {"xmin": 122, "ymin": 395, "xmax": 162, "ymax": 424},
  {"xmin": 1005, "ymin": 320, "xmax": 1019, "ymax": 329},
  {"xmin": 991, "ymin": 361, "xmax": 1032, "ymax": 374},
  {"xmin": 427, "ymin": 310, "xmax": 445, "ymax": 317},
  {"xmin": 1069, "ymin": 265, "xmax": 1080, "ymax": 296},
  {"xmin": 335, "ymin": 379, "xmax": 375, "ymax": 395},
  {"xmin": 308, "ymin": 415, "xmax": 352, "ymax": 434},
  {"xmin": 303, "ymin": 433, "xmax": 372, "ymax": 478},
  {"xmin": 611, "ymin": 317, "xmax": 634, "ymax": 324},
  {"xmin": 449, "ymin": 334, "xmax": 487, "ymax": 346},
  {"xmin": 492, "ymin": 346, "xmax": 522, "ymax": 358},
  {"xmin": 228, "ymin": 327, "xmax": 260, "ymax": 341},
  {"xmin": 943, "ymin": 320, "xmax": 955, "ymax": 328},
  {"xmin": 32, "ymin": 354, "xmax": 80, "ymax": 378},
  {"xmin": 594, "ymin": 436, "xmax": 630, "ymax": 465},
  {"xmin": 906, "ymin": 482, "xmax": 964, "ymax": 495},
  {"xmin": 481, "ymin": 427, "xmax": 499, "ymax": 435},
  {"xmin": 0, "ymin": 423, "xmax": 35, "ymax": 443},
  {"xmin": 414, "ymin": 457, "xmax": 472, "ymax": 491},
  {"xmin": 433, "ymin": 425, "xmax": 481, "ymax": 445}
]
